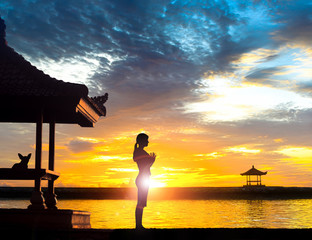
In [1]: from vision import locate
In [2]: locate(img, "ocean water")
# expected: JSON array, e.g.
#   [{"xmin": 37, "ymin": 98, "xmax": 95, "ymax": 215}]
[{"xmin": 1, "ymin": 199, "xmax": 312, "ymax": 229}]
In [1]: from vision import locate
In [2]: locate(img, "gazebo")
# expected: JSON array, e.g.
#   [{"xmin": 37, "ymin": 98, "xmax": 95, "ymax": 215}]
[
  {"xmin": 240, "ymin": 165, "xmax": 267, "ymax": 187},
  {"xmin": 0, "ymin": 17, "xmax": 107, "ymax": 227}
]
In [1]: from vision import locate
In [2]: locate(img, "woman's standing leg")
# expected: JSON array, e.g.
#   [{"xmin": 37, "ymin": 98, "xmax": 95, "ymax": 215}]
[
  {"xmin": 135, "ymin": 177, "xmax": 148, "ymax": 229},
  {"xmin": 136, "ymin": 185, "xmax": 148, "ymax": 229},
  {"xmin": 135, "ymin": 206, "xmax": 144, "ymax": 229}
]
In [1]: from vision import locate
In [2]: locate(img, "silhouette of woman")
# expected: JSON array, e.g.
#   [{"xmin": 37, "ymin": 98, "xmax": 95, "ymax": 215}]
[{"xmin": 133, "ymin": 133, "xmax": 156, "ymax": 229}]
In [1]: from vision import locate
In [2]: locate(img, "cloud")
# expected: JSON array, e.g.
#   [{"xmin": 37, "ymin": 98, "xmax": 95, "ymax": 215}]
[
  {"xmin": 1, "ymin": 1, "xmax": 312, "ymax": 187},
  {"xmin": 296, "ymin": 81, "xmax": 312, "ymax": 95},
  {"xmin": 67, "ymin": 139, "xmax": 96, "ymax": 153},
  {"xmin": 272, "ymin": 0, "xmax": 312, "ymax": 47},
  {"xmin": 1, "ymin": 0, "xmax": 283, "ymax": 113},
  {"xmin": 245, "ymin": 66, "xmax": 287, "ymax": 85},
  {"xmin": 212, "ymin": 109, "xmax": 312, "ymax": 149},
  {"xmin": 225, "ymin": 146, "xmax": 261, "ymax": 155}
]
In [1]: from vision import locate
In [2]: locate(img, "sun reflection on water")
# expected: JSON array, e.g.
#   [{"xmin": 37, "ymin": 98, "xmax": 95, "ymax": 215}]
[
  {"xmin": 59, "ymin": 199, "xmax": 312, "ymax": 229},
  {"xmin": 1, "ymin": 199, "xmax": 312, "ymax": 229}
]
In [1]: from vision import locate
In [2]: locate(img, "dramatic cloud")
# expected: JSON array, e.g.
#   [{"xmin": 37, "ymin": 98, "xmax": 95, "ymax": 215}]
[
  {"xmin": 67, "ymin": 139, "xmax": 97, "ymax": 153},
  {"xmin": 1, "ymin": 0, "xmax": 312, "ymax": 187},
  {"xmin": 272, "ymin": 0, "xmax": 312, "ymax": 47},
  {"xmin": 1, "ymin": 0, "xmax": 288, "ymax": 109}
]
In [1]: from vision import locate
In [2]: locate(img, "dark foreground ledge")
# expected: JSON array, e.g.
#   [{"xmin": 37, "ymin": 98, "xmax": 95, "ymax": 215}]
[
  {"xmin": 0, "ymin": 208, "xmax": 91, "ymax": 229},
  {"xmin": 1, "ymin": 227, "xmax": 312, "ymax": 240}
]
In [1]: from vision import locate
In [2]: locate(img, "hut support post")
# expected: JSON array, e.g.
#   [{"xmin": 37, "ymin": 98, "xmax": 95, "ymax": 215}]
[
  {"xmin": 29, "ymin": 110, "xmax": 45, "ymax": 210},
  {"xmin": 45, "ymin": 120, "xmax": 58, "ymax": 209}
]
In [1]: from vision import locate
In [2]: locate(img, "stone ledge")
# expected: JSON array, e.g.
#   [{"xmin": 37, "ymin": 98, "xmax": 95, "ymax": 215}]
[{"xmin": 0, "ymin": 208, "xmax": 91, "ymax": 229}]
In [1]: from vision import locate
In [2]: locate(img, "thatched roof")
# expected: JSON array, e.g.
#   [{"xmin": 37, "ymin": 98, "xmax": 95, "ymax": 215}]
[
  {"xmin": 241, "ymin": 165, "xmax": 267, "ymax": 176},
  {"xmin": 0, "ymin": 18, "xmax": 107, "ymax": 127}
]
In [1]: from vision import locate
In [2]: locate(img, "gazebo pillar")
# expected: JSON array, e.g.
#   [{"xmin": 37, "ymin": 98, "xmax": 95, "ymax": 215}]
[
  {"xmin": 45, "ymin": 120, "xmax": 58, "ymax": 209},
  {"xmin": 28, "ymin": 110, "xmax": 45, "ymax": 210},
  {"xmin": 0, "ymin": 17, "xmax": 107, "ymax": 227}
]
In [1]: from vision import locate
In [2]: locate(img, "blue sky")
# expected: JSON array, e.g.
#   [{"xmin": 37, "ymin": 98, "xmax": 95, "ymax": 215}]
[{"xmin": 1, "ymin": 0, "xmax": 312, "ymax": 187}]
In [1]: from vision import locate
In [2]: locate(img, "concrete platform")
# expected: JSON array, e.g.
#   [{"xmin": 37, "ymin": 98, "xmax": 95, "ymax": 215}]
[{"xmin": 0, "ymin": 208, "xmax": 91, "ymax": 229}]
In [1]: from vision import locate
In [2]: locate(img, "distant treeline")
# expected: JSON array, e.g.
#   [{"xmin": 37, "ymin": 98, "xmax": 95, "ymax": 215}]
[{"xmin": 1, "ymin": 187, "xmax": 312, "ymax": 200}]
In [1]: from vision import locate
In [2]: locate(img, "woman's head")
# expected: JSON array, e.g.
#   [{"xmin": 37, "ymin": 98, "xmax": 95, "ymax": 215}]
[{"xmin": 136, "ymin": 133, "xmax": 149, "ymax": 148}]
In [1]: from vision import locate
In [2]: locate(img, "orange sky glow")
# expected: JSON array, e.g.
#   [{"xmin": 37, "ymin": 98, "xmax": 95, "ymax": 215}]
[{"xmin": 1, "ymin": 1, "xmax": 312, "ymax": 188}]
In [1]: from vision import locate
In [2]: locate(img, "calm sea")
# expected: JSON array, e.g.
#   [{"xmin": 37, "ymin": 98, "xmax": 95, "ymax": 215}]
[{"xmin": 1, "ymin": 199, "xmax": 312, "ymax": 229}]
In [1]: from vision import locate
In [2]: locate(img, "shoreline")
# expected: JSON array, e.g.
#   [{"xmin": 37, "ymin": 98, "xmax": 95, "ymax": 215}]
[
  {"xmin": 1, "ymin": 227, "xmax": 312, "ymax": 240},
  {"xmin": 1, "ymin": 186, "xmax": 312, "ymax": 200}
]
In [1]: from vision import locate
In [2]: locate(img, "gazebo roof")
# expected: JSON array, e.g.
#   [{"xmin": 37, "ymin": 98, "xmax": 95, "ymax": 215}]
[
  {"xmin": 240, "ymin": 165, "xmax": 267, "ymax": 176},
  {"xmin": 0, "ymin": 18, "xmax": 107, "ymax": 127}
]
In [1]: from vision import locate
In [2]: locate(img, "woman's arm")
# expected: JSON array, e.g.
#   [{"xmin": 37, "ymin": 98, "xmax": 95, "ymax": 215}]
[
  {"xmin": 148, "ymin": 152, "xmax": 156, "ymax": 165},
  {"xmin": 133, "ymin": 149, "xmax": 150, "ymax": 162}
]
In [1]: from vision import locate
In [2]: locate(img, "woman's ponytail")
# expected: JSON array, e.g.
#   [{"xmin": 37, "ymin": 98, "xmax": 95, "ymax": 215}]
[
  {"xmin": 134, "ymin": 133, "xmax": 148, "ymax": 161},
  {"xmin": 134, "ymin": 142, "xmax": 139, "ymax": 151},
  {"xmin": 133, "ymin": 142, "xmax": 139, "ymax": 162}
]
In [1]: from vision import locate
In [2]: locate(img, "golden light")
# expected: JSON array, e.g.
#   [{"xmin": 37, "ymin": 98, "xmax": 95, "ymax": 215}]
[
  {"xmin": 185, "ymin": 73, "xmax": 312, "ymax": 122},
  {"xmin": 275, "ymin": 146, "xmax": 312, "ymax": 164},
  {"xmin": 143, "ymin": 178, "xmax": 166, "ymax": 188},
  {"xmin": 225, "ymin": 146, "xmax": 261, "ymax": 154}
]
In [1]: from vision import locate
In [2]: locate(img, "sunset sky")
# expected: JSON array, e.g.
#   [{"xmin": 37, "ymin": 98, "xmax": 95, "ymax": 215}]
[{"xmin": 0, "ymin": 0, "xmax": 312, "ymax": 188}]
